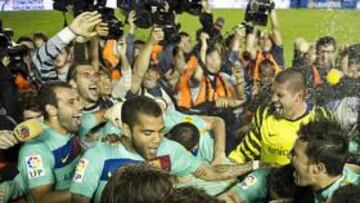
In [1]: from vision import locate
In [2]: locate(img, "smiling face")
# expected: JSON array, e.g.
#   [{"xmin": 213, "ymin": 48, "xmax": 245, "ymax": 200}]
[
  {"xmin": 271, "ymin": 82, "xmax": 301, "ymax": 119},
  {"xmin": 54, "ymin": 87, "xmax": 84, "ymax": 133},
  {"xmin": 75, "ymin": 65, "xmax": 100, "ymax": 103},
  {"xmin": 290, "ymin": 139, "xmax": 316, "ymax": 187},
  {"xmin": 129, "ymin": 113, "xmax": 165, "ymax": 160}
]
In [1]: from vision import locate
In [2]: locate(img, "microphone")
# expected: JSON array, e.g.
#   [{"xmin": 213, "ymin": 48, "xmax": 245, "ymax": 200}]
[{"xmin": 13, "ymin": 119, "xmax": 43, "ymax": 142}]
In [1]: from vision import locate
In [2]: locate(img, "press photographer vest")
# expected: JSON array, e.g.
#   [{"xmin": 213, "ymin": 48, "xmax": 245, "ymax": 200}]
[
  {"xmin": 253, "ymin": 51, "xmax": 281, "ymax": 81},
  {"xmin": 177, "ymin": 72, "xmax": 233, "ymax": 109},
  {"xmin": 311, "ymin": 65, "xmax": 324, "ymax": 86}
]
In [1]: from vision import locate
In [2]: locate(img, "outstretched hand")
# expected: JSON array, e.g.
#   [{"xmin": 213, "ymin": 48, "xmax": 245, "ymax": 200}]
[{"xmin": 69, "ymin": 11, "xmax": 102, "ymax": 38}]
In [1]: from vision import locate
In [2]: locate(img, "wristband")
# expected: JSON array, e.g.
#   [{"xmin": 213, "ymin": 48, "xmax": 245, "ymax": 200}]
[{"xmin": 252, "ymin": 160, "xmax": 260, "ymax": 170}]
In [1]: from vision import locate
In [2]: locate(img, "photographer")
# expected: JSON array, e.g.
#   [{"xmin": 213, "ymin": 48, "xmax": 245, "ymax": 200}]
[
  {"xmin": 247, "ymin": 5, "xmax": 284, "ymax": 82},
  {"xmin": 124, "ymin": 10, "xmax": 138, "ymax": 65},
  {"xmin": 180, "ymin": 32, "xmax": 247, "ymax": 110},
  {"xmin": 32, "ymin": 11, "xmax": 101, "ymax": 84},
  {"xmin": 0, "ymin": 46, "xmax": 21, "ymax": 125},
  {"xmin": 126, "ymin": 27, "xmax": 178, "ymax": 111}
]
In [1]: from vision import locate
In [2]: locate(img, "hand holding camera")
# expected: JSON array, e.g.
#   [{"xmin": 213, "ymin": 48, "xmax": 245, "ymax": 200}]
[
  {"xmin": 127, "ymin": 10, "xmax": 137, "ymax": 33},
  {"xmin": 200, "ymin": 32, "xmax": 210, "ymax": 44},
  {"xmin": 96, "ymin": 22, "xmax": 109, "ymax": 37},
  {"xmin": 244, "ymin": 0, "xmax": 276, "ymax": 26},
  {"xmin": 149, "ymin": 28, "xmax": 165, "ymax": 45},
  {"xmin": 232, "ymin": 61, "xmax": 245, "ymax": 85}
]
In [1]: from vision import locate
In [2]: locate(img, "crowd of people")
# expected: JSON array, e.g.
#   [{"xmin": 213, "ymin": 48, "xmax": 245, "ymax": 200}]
[{"xmin": 0, "ymin": 1, "xmax": 359, "ymax": 202}]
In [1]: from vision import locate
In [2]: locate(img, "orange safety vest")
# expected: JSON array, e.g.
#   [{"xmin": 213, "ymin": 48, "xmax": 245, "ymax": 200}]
[
  {"xmin": 102, "ymin": 39, "xmax": 120, "ymax": 68},
  {"xmin": 177, "ymin": 60, "xmax": 233, "ymax": 109},
  {"xmin": 15, "ymin": 73, "xmax": 32, "ymax": 92},
  {"xmin": 111, "ymin": 69, "xmax": 122, "ymax": 81},
  {"xmin": 195, "ymin": 74, "xmax": 233, "ymax": 105},
  {"xmin": 253, "ymin": 52, "xmax": 282, "ymax": 81},
  {"xmin": 177, "ymin": 56, "xmax": 198, "ymax": 108}
]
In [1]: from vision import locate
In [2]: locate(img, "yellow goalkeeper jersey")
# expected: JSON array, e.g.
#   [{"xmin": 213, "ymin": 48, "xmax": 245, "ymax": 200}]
[{"xmin": 229, "ymin": 104, "xmax": 332, "ymax": 166}]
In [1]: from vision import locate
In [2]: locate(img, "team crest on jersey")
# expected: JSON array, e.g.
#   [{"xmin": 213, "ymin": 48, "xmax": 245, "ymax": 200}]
[
  {"xmin": 240, "ymin": 174, "xmax": 257, "ymax": 189},
  {"xmin": 26, "ymin": 155, "xmax": 45, "ymax": 179},
  {"xmin": 149, "ymin": 155, "xmax": 171, "ymax": 171},
  {"xmin": 73, "ymin": 159, "xmax": 88, "ymax": 183}
]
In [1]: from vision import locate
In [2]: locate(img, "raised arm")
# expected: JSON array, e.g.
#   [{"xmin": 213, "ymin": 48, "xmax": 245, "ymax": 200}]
[
  {"xmin": 130, "ymin": 28, "xmax": 164, "ymax": 94},
  {"xmin": 246, "ymin": 27, "xmax": 257, "ymax": 60},
  {"xmin": 32, "ymin": 11, "xmax": 101, "ymax": 82},
  {"xmin": 111, "ymin": 37, "xmax": 133, "ymax": 98},
  {"xmin": 125, "ymin": 10, "xmax": 137, "ymax": 64},
  {"xmin": 192, "ymin": 32, "xmax": 209, "ymax": 83},
  {"xmin": 269, "ymin": 8, "xmax": 282, "ymax": 47}
]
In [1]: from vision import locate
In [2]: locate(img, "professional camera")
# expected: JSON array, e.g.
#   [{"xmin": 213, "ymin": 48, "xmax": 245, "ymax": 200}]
[
  {"xmin": 118, "ymin": 0, "xmax": 167, "ymax": 28},
  {"xmin": 170, "ymin": 0, "xmax": 203, "ymax": 16},
  {"xmin": 53, "ymin": 0, "xmax": 70, "ymax": 12},
  {"xmin": 98, "ymin": 7, "xmax": 124, "ymax": 40},
  {"xmin": 117, "ymin": 0, "xmax": 179, "ymax": 44},
  {"xmin": 0, "ymin": 33, "xmax": 28, "ymax": 75},
  {"xmin": 53, "ymin": 0, "xmax": 124, "ymax": 39},
  {"xmin": 244, "ymin": 0, "xmax": 275, "ymax": 26},
  {"xmin": 118, "ymin": 0, "xmax": 203, "ymax": 28}
]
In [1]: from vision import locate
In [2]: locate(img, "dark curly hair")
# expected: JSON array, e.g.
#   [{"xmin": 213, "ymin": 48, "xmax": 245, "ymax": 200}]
[{"xmin": 298, "ymin": 120, "xmax": 349, "ymax": 176}]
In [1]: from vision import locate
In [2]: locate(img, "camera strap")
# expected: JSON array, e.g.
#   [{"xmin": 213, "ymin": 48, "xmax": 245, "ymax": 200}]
[{"xmin": 62, "ymin": 11, "xmax": 68, "ymax": 28}]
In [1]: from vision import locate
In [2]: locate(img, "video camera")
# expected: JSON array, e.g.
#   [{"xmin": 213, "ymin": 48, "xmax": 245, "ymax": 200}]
[
  {"xmin": 99, "ymin": 7, "xmax": 124, "ymax": 40},
  {"xmin": 244, "ymin": 0, "xmax": 275, "ymax": 26},
  {"xmin": 169, "ymin": 0, "xmax": 203, "ymax": 16},
  {"xmin": 53, "ymin": 0, "xmax": 124, "ymax": 40},
  {"xmin": 117, "ymin": 0, "xmax": 202, "ymax": 43},
  {"xmin": 117, "ymin": 0, "xmax": 174, "ymax": 29},
  {"xmin": 117, "ymin": 0, "xmax": 203, "ymax": 26},
  {"xmin": 0, "ymin": 21, "xmax": 28, "ymax": 73}
]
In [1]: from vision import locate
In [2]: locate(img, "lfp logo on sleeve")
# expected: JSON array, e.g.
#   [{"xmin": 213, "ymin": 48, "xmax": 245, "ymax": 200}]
[
  {"xmin": 26, "ymin": 155, "xmax": 45, "ymax": 179},
  {"xmin": 73, "ymin": 159, "xmax": 89, "ymax": 183}
]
